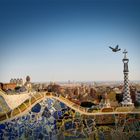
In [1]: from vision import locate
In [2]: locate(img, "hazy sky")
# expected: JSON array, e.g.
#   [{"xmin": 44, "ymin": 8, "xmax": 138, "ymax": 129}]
[{"xmin": 0, "ymin": 0, "xmax": 140, "ymax": 82}]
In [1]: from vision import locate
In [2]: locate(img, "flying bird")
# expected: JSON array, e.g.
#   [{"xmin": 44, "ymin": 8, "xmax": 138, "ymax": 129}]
[{"xmin": 109, "ymin": 45, "xmax": 121, "ymax": 52}]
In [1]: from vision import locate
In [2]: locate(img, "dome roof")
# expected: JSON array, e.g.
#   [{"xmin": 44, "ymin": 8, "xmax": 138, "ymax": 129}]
[{"xmin": 26, "ymin": 76, "xmax": 30, "ymax": 82}]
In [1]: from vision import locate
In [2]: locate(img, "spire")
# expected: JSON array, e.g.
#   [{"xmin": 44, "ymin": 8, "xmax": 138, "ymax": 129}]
[
  {"xmin": 121, "ymin": 49, "xmax": 133, "ymax": 106},
  {"xmin": 123, "ymin": 49, "xmax": 128, "ymax": 59}
]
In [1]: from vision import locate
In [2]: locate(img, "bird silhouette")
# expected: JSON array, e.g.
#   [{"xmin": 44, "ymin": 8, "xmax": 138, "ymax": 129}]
[{"xmin": 109, "ymin": 45, "xmax": 121, "ymax": 52}]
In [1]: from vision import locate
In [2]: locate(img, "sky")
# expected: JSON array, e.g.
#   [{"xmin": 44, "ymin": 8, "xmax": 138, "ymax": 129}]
[{"xmin": 0, "ymin": 0, "xmax": 140, "ymax": 82}]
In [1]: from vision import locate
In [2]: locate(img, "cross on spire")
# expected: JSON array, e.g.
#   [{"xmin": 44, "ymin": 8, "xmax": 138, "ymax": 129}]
[{"xmin": 123, "ymin": 49, "xmax": 128, "ymax": 59}]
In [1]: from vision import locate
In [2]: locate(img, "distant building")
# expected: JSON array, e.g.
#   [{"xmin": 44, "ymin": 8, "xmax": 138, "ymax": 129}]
[
  {"xmin": 47, "ymin": 83, "xmax": 61, "ymax": 93},
  {"xmin": 26, "ymin": 76, "xmax": 30, "ymax": 82},
  {"xmin": 99, "ymin": 92, "xmax": 111, "ymax": 108},
  {"xmin": 24, "ymin": 76, "xmax": 32, "ymax": 92},
  {"xmin": 0, "ymin": 83, "xmax": 3, "ymax": 89},
  {"xmin": 10, "ymin": 79, "xmax": 14, "ymax": 83},
  {"xmin": 19, "ymin": 78, "xmax": 23, "ymax": 86},
  {"xmin": 13, "ymin": 79, "xmax": 17, "ymax": 84},
  {"xmin": 136, "ymin": 91, "xmax": 140, "ymax": 103},
  {"xmin": 2, "ymin": 83, "xmax": 17, "ymax": 91},
  {"xmin": 10, "ymin": 78, "xmax": 23, "ymax": 87}
]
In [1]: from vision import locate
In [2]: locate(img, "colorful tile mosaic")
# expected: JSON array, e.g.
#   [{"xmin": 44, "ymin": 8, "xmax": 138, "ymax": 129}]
[{"xmin": 0, "ymin": 98, "xmax": 140, "ymax": 140}]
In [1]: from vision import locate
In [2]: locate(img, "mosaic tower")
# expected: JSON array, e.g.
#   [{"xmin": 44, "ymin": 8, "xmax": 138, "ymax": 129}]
[
  {"xmin": 136, "ymin": 91, "xmax": 140, "ymax": 103},
  {"xmin": 121, "ymin": 50, "xmax": 133, "ymax": 106}
]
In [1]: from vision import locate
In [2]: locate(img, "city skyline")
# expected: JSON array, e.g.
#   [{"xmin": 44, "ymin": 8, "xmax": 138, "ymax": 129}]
[{"xmin": 0, "ymin": 0, "xmax": 140, "ymax": 82}]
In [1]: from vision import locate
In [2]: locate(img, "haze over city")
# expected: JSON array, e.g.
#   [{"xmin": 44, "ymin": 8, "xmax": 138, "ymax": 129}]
[{"xmin": 0, "ymin": 0, "xmax": 140, "ymax": 82}]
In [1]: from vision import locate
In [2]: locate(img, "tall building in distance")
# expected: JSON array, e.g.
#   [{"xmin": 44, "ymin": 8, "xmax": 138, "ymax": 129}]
[
  {"xmin": 10, "ymin": 78, "xmax": 23, "ymax": 87},
  {"xmin": 121, "ymin": 50, "xmax": 133, "ymax": 106},
  {"xmin": 24, "ymin": 76, "xmax": 32, "ymax": 92}
]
